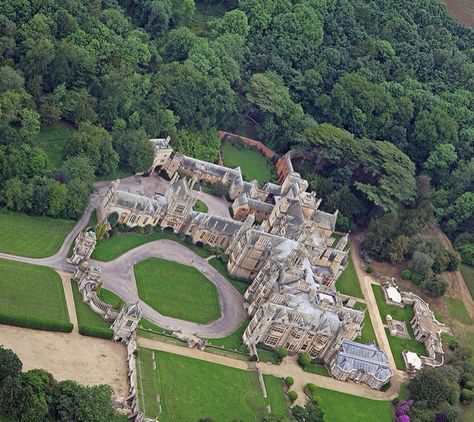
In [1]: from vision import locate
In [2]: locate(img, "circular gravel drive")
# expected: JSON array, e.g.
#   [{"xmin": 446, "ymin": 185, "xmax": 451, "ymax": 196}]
[{"xmin": 93, "ymin": 239, "xmax": 247, "ymax": 338}]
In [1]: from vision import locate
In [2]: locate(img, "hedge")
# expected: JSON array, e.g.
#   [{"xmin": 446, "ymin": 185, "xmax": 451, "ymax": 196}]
[
  {"xmin": 0, "ymin": 313, "xmax": 73, "ymax": 333},
  {"xmin": 79, "ymin": 325, "xmax": 113, "ymax": 339}
]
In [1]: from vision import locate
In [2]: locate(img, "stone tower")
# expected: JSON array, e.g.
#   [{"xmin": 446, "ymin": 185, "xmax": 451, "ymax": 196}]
[{"xmin": 111, "ymin": 302, "xmax": 142, "ymax": 343}]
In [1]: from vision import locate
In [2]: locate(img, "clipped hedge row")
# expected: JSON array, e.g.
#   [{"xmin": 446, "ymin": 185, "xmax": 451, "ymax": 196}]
[
  {"xmin": 0, "ymin": 313, "xmax": 73, "ymax": 333},
  {"xmin": 79, "ymin": 325, "xmax": 113, "ymax": 340}
]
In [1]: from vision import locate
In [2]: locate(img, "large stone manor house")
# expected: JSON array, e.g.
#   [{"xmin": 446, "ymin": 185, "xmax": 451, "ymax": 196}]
[{"xmin": 96, "ymin": 137, "xmax": 374, "ymax": 372}]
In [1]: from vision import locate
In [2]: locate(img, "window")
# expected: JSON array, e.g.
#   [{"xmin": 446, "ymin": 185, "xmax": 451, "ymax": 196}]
[
  {"xmin": 209, "ymin": 234, "xmax": 216, "ymax": 244},
  {"xmin": 291, "ymin": 330, "xmax": 301, "ymax": 339},
  {"xmin": 129, "ymin": 214, "xmax": 137, "ymax": 224},
  {"xmin": 220, "ymin": 237, "xmax": 226, "ymax": 246},
  {"xmin": 265, "ymin": 335, "xmax": 278, "ymax": 346},
  {"xmin": 175, "ymin": 205, "xmax": 185, "ymax": 214},
  {"xmin": 143, "ymin": 217, "xmax": 148, "ymax": 225},
  {"xmin": 200, "ymin": 232, "xmax": 206, "ymax": 240},
  {"xmin": 301, "ymin": 344, "xmax": 308, "ymax": 351},
  {"xmin": 272, "ymin": 325, "xmax": 285, "ymax": 334}
]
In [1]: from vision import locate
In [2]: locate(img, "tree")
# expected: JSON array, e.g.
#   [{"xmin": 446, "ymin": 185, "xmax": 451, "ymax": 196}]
[
  {"xmin": 65, "ymin": 122, "xmax": 118, "ymax": 176},
  {"xmin": 460, "ymin": 388, "xmax": 474, "ymax": 402},
  {"xmin": 171, "ymin": 129, "xmax": 220, "ymax": 163},
  {"xmin": 276, "ymin": 347, "xmax": 288, "ymax": 361},
  {"xmin": 408, "ymin": 367, "xmax": 459, "ymax": 408},
  {"xmin": 95, "ymin": 223, "xmax": 108, "ymax": 241},
  {"xmin": 284, "ymin": 376, "xmax": 294, "ymax": 387},
  {"xmin": 424, "ymin": 143, "xmax": 457, "ymax": 185},
  {"xmin": 410, "ymin": 251, "xmax": 434, "ymax": 281},
  {"xmin": 0, "ymin": 346, "xmax": 22, "ymax": 384},
  {"xmin": 113, "ymin": 129, "xmax": 154, "ymax": 173},
  {"xmin": 423, "ymin": 274, "xmax": 448, "ymax": 297},
  {"xmin": 288, "ymin": 391, "xmax": 298, "ymax": 402},
  {"xmin": 292, "ymin": 400, "xmax": 325, "ymax": 422}
]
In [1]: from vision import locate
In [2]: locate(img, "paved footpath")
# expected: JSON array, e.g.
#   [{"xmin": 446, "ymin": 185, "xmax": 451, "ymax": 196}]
[
  {"xmin": 95, "ymin": 240, "xmax": 247, "ymax": 338},
  {"xmin": 350, "ymin": 235, "xmax": 406, "ymax": 381},
  {"xmin": 138, "ymin": 337, "xmax": 401, "ymax": 404}
]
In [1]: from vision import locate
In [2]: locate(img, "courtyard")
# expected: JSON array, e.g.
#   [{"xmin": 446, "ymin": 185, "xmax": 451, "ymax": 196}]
[
  {"xmin": 372, "ymin": 284, "xmax": 427, "ymax": 370},
  {"xmin": 0, "ymin": 258, "xmax": 70, "ymax": 328},
  {"xmin": 134, "ymin": 257, "xmax": 221, "ymax": 324},
  {"xmin": 0, "ymin": 209, "xmax": 75, "ymax": 258},
  {"xmin": 137, "ymin": 348, "xmax": 288, "ymax": 421}
]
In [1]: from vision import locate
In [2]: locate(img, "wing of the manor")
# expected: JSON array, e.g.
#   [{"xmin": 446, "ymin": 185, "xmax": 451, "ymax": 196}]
[{"xmin": 85, "ymin": 136, "xmax": 391, "ymax": 389}]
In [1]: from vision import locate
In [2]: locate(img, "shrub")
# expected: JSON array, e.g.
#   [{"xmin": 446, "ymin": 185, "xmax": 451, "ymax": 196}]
[
  {"xmin": 0, "ymin": 313, "xmax": 73, "ymax": 333},
  {"xmin": 276, "ymin": 347, "xmax": 288, "ymax": 360},
  {"xmin": 79, "ymin": 325, "xmax": 113, "ymax": 339},
  {"xmin": 365, "ymin": 265, "xmax": 374, "ymax": 273},
  {"xmin": 144, "ymin": 224, "xmax": 154, "ymax": 235},
  {"xmin": 306, "ymin": 383, "xmax": 317, "ymax": 393},
  {"xmin": 108, "ymin": 212, "xmax": 119, "ymax": 228},
  {"xmin": 410, "ymin": 272, "xmax": 424, "ymax": 285},
  {"xmin": 284, "ymin": 376, "xmax": 294, "ymax": 387},
  {"xmin": 460, "ymin": 388, "xmax": 474, "ymax": 402},
  {"xmin": 464, "ymin": 381, "xmax": 474, "ymax": 390},
  {"xmin": 400, "ymin": 269, "xmax": 412, "ymax": 280},
  {"xmin": 298, "ymin": 353, "xmax": 311, "ymax": 368},
  {"xmin": 448, "ymin": 338, "xmax": 460, "ymax": 350},
  {"xmin": 288, "ymin": 391, "xmax": 298, "ymax": 402}
]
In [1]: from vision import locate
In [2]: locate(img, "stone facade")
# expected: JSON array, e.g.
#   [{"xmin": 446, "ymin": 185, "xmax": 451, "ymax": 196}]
[
  {"xmin": 329, "ymin": 340, "xmax": 393, "ymax": 390},
  {"xmin": 111, "ymin": 302, "xmax": 143, "ymax": 343},
  {"xmin": 68, "ymin": 230, "xmax": 96, "ymax": 264},
  {"xmin": 96, "ymin": 137, "xmax": 364, "ymax": 364}
]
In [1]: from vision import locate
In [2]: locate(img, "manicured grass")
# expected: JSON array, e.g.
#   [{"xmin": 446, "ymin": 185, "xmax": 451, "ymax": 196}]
[
  {"xmin": 34, "ymin": 124, "xmax": 74, "ymax": 169},
  {"xmin": 304, "ymin": 362, "xmax": 330, "ymax": 377},
  {"xmin": 138, "ymin": 319, "xmax": 173, "ymax": 335},
  {"xmin": 98, "ymin": 288, "xmax": 122, "ymax": 308},
  {"xmin": 385, "ymin": 328, "xmax": 427, "ymax": 370},
  {"xmin": 194, "ymin": 199, "xmax": 209, "ymax": 213},
  {"xmin": 221, "ymin": 141, "xmax": 272, "ymax": 183},
  {"xmin": 208, "ymin": 257, "xmax": 250, "ymax": 294},
  {"xmin": 137, "ymin": 348, "xmax": 288, "ymax": 421},
  {"xmin": 372, "ymin": 284, "xmax": 414, "ymax": 324},
  {"xmin": 460, "ymin": 264, "xmax": 474, "ymax": 300},
  {"xmin": 0, "ymin": 209, "xmax": 75, "ymax": 258},
  {"xmin": 135, "ymin": 258, "xmax": 221, "ymax": 324},
  {"xmin": 92, "ymin": 230, "xmax": 211, "ymax": 261},
  {"xmin": 207, "ymin": 320, "xmax": 250, "ymax": 353},
  {"xmin": 315, "ymin": 387, "xmax": 393, "ymax": 422},
  {"xmin": 444, "ymin": 296, "xmax": 472, "ymax": 325},
  {"xmin": 70, "ymin": 281, "xmax": 113, "ymax": 334},
  {"xmin": 257, "ymin": 348, "xmax": 279, "ymax": 364},
  {"xmin": 0, "ymin": 259, "xmax": 69, "ymax": 324},
  {"xmin": 335, "ymin": 252, "xmax": 363, "ymax": 298},
  {"xmin": 353, "ymin": 305, "xmax": 377, "ymax": 344}
]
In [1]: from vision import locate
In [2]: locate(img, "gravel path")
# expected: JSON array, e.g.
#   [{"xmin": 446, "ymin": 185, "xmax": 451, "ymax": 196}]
[{"xmin": 94, "ymin": 239, "xmax": 246, "ymax": 338}]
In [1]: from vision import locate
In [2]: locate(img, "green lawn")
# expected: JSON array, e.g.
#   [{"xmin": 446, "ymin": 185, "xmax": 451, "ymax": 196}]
[
  {"xmin": 0, "ymin": 259, "xmax": 69, "ymax": 324},
  {"xmin": 221, "ymin": 141, "xmax": 272, "ymax": 183},
  {"xmin": 33, "ymin": 124, "xmax": 74, "ymax": 169},
  {"xmin": 134, "ymin": 258, "xmax": 221, "ymax": 324},
  {"xmin": 353, "ymin": 304, "xmax": 378, "ymax": 344},
  {"xmin": 98, "ymin": 288, "xmax": 122, "ymax": 308},
  {"xmin": 208, "ymin": 257, "xmax": 250, "ymax": 294},
  {"xmin": 372, "ymin": 284, "xmax": 414, "ymax": 324},
  {"xmin": 335, "ymin": 252, "xmax": 363, "ymax": 298},
  {"xmin": 460, "ymin": 264, "xmax": 474, "ymax": 300},
  {"xmin": 92, "ymin": 231, "xmax": 211, "ymax": 261},
  {"xmin": 304, "ymin": 362, "xmax": 330, "ymax": 377},
  {"xmin": 70, "ymin": 281, "xmax": 113, "ymax": 336},
  {"xmin": 194, "ymin": 199, "xmax": 209, "ymax": 213},
  {"xmin": 137, "ymin": 349, "xmax": 288, "ymax": 421},
  {"xmin": 0, "ymin": 210, "xmax": 75, "ymax": 258},
  {"xmin": 138, "ymin": 319, "xmax": 173, "ymax": 335},
  {"xmin": 207, "ymin": 319, "xmax": 250, "ymax": 353},
  {"xmin": 444, "ymin": 296, "xmax": 472, "ymax": 325},
  {"xmin": 315, "ymin": 387, "xmax": 393, "ymax": 422},
  {"xmin": 385, "ymin": 328, "xmax": 427, "ymax": 370}
]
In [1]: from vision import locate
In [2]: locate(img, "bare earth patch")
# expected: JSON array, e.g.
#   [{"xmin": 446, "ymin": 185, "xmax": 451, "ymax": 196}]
[{"xmin": 0, "ymin": 323, "xmax": 128, "ymax": 398}]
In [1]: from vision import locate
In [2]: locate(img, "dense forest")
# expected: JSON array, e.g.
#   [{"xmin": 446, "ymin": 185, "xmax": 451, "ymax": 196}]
[{"xmin": 0, "ymin": 0, "xmax": 472, "ymax": 264}]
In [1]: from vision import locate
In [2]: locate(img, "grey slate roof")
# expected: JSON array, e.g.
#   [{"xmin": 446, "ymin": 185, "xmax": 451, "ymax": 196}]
[
  {"xmin": 114, "ymin": 191, "xmax": 166, "ymax": 213},
  {"xmin": 191, "ymin": 213, "xmax": 242, "ymax": 236},
  {"xmin": 335, "ymin": 340, "xmax": 393, "ymax": 382}
]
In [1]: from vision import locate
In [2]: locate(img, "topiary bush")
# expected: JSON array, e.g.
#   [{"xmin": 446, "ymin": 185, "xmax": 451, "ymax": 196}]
[
  {"xmin": 79, "ymin": 325, "xmax": 113, "ymax": 339},
  {"xmin": 288, "ymin": 391, "xmax": 298, "ymax": 402},
  {"xmin": 276, "ymin": 347, "xmax": 288, "ymax": 361},
  {"xmin": 298, "ymin": 353, "xmax": 312, "ymax": 368},
  {"xmin": 400, "ymin": 269, "xmax": 412, "ymax": 280},
  {"xmin": 306, "ymin": 383, "xmax": 317, "ymax": 394},
  {"xmin": 0, "ymin": 313, "xmax": 73, "ymax": 333},
  {"xmin": 284, "ymin": 376, "xmax": 294, "ymax": 387}
]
